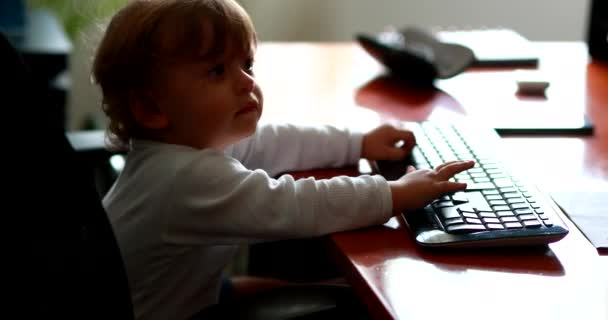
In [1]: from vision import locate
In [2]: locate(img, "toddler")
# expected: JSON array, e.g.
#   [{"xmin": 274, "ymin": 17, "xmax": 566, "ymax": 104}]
[{"xmin": 93, "ymin": 0, "xmax": 474, "ymax": 319}]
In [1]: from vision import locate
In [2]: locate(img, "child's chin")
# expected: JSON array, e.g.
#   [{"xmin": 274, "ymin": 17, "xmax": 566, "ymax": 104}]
[{"xmin": 237, "ymin": 121, "xmax": 258, "ymax": 138}]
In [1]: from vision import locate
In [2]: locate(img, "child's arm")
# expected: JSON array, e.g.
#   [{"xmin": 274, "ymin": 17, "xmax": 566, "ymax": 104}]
[
  {"xmin": 163, "ymin": 151, "xmax": 393, "ymax": 243},
  {"xmin": 161, "ymin": 153, "xmax": 473, "ymax": 244},
  {"xmin": 228, "ymin": 124, "xmax": 363, "ymax": 176},
  {"xmin": 228, "ymin": 123, "xmax": 416, "ymax": 176}
]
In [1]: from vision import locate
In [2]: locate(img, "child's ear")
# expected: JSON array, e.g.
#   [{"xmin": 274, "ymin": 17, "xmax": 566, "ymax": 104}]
[{"xmin": 129, "ymin": 91, "xmax": 169, "ymax": 129}]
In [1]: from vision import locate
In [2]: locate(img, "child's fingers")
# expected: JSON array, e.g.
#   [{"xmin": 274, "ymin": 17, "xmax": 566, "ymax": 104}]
[
  {"xmin": 433, "ymin": 160, "xmax": 462, "ymax": 172},
  {"xmin": 437, "ymin": 181, "xmax": 468, "ymax": 194},
  {"xmin": 394, "ymin": 130, "xmax": 416, "ymax": 149},
  {"xmin": 434, "ymin": 159, "xmax": 473, "ymax": 172},
  {"xmin": 406, "ymin": 165, "xmax": 416, "ymax": 173},
  {"xmin": 384, "ymin": 145, "xmax": 409, "ymax": 160},
  {"xmin": 436, "ymin": 160, "xmax": 475, "ymax": 180}
]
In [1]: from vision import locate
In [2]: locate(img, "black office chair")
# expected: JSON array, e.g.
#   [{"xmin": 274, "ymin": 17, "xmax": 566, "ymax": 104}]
[{"xmin": 2, "ymin": 31, "xmax": 370, "ymax": 319}]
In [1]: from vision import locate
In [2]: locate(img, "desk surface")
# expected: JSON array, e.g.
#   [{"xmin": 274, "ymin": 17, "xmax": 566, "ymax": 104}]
[{"xmin": 255, "ymin": 42, "xmax": 608, "ymax": 320}]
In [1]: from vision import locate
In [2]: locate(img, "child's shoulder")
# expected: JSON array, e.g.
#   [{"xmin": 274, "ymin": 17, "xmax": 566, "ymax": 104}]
[{"xmin": 129, "ymin": 139, "xmax": 244, "ymax": 176}]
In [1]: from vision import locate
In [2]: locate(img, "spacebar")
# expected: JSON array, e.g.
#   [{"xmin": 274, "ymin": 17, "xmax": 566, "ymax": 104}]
[{"xmin": 465, "ymin": 182, "xmax": 496, "ymax": 191}]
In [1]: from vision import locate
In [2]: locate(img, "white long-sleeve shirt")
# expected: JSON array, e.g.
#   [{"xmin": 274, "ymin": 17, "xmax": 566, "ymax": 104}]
[{"xmin": 103, "ymin": 124, "xmax": 393, "ymax": 320}]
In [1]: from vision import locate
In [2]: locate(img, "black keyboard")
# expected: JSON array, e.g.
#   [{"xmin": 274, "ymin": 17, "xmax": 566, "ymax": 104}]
[{"xmin": 375, "ymin": 121, "xmax": 569, "ymax": 248}]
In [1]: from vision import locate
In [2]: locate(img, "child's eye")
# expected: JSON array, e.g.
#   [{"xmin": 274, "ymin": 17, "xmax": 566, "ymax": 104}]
[
  {"xmin": 243, "ymin": 58, "xmax": 254, "ymax": 75},
  {"xmin": 209, "ymin": 64, "xmax": 225, "ymax": 76}
]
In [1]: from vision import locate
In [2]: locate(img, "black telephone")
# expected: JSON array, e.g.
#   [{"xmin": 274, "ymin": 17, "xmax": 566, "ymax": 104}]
[{"xmin": 356, "ymin": 27, "xmax": 474, "ymax": 85}]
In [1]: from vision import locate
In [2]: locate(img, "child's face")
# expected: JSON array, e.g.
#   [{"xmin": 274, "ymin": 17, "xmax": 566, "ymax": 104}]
[{"xmin": 152, "ymin": 46, "xmax": 262, "ymax": 149}]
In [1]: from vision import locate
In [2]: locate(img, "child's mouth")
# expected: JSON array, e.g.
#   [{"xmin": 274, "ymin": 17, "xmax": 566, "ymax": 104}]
[
  {"xmin": 237, "ymin": 92, "xmax": 260, "ymax": 115},
  {"xmin": 237, "ymin": 100, "xmax": 258, "ymax": 115},
  {"xmin": 237, "ymin": 105, "xmax": 257, "ymax": 114}
]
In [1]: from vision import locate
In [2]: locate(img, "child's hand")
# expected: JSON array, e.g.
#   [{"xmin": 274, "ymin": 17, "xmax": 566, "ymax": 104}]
[
  {"xmin": 361, "ymin": 124, "xmax": 416, "ymax": 161},
  {"xmin": 388, "ymin": 160, "xmax": 475, "ymax": 215}
]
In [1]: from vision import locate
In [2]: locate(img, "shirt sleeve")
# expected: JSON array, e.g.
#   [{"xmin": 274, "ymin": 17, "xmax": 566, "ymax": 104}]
[
  {"xmin": 162, "ymin": 150, "xmax": 392, "ymax": 245},
  {"xmin": 226, "ymin": 124, "xmax": 363, "ymax": 176}
]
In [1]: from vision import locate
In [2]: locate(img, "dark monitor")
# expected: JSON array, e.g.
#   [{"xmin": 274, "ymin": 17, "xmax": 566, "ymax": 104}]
[{"xmin": 587, "ymin": 0, "xmax": 608, "ymax": 60}]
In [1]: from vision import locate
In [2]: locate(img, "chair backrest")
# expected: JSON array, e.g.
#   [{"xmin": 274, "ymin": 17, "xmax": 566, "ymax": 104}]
[{"xmin": 2, "ymin": 31, "xmax": 134, "ymax": 318}]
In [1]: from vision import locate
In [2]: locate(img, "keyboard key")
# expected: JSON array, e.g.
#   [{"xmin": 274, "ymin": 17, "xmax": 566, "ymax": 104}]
[
  {"xmin": 455, "ymin": 173, "xmax": 470, "ymax": 179},
  {"xmin": 433, "ymin": 201, "xmax": 454, "ymax": 208},
  {"xmin": 475, "ymin": 206, "xmax": 494, "ymax": 212},
  {"xmin": 496, "ymin": 211, "xmax": 515, "ymax": 217},
  {"xmin": 457, "ymin": 178, "xmax": 474, "ymax": 184},
  {"xmin": 506, "ymin": 198, "xmax": 525, "ymax": 205},
  {"xmin": 510, "ymin": 203, "xmax": 530, "ymax": 210},
  {"xmin": 501, "ymin": 217, "xmax": 519, "ymax": 223},
  {"xmin": 446, "ymin": 224, "xmax": 487, "ymax": 234},
  {"xmin": 537, "ymin": 213, "xmax": 549, "ymax": 220},
  {"xmin": 482, "ymin": 190, "xmax": 500, "ymax": 195},
  {"xmin": 478, "ymin": 211, "xmax": 497, "ymax": 218},
  {"xmin": 464, "ymin": 191, "xmax": 493, "ymax": 212},
  {"xmin": 485, "ymin": 195, "xmax": 503, "ymax": 201},
  {"xmin": 451, "ymin": 192, "xmax": 469, "ymax": 204},
  {"xmin": 493, "ymin": 205, "xmax": 511, "ymax": 211},
  {"xmin": 455, "ymin": 152, "xmax": 473, "ymax": 158},
  {"xmin": 523, "ymin": 220, "xmax": 542, "ymax": 228},
  {"xmin": 481, "ymin": 163, "xmax": 500, "ymax": 170},
  {"xmin": 443, "ymin": 217, "xmax": 465, "ymax": 226},
  {"xmin": 514, "ymin": 208, "xmax": 533, "ymax": 215},
  {"xmin": 489, "ymin": 200, "xmax": 507, "ymax": 206},
  {"xmin": 505, "ymin": 222, "xmax": 523, "ymax": 229},
  {"xmin": 489, "ymin": 173, "xmax": 507, "ymax": 179},
  {"xmin": 482, "ymin": 217, "xmax": 501, "ymax": 224},
  {"xmin": 502, "ymin": 192, "xmax": 520, "ymax": 199},
  {"xmin": 465, "ymin": 218, "xmax": 483, "ymax": 224},
  {"xmin": 486, "ymin": 168, "xmax": 504, "ymax": 174},
  {"xmin": 518, "ymin": 214, "xmax": 538, "ymax": 221},
  {"xmin": 438, "ymin": 207, "xmax": 462, "ymax": 220},
  {"xmin": 462, "ymin": 212, "xmax": 478, "ymax": 219},
  {"xmin": 470, "ymin": 172, "xmax": 488, "ymax": 178},
  {"xmin": 493, "ymin": 178, "xmax": 514, "ymax": 188},
  {"xmin": 465, "ymin": 182, "xmax": 496, "ymax": 191},
  {"xmin": 487, "ymin": 223, "xmax": 505, "ymax": 230}
]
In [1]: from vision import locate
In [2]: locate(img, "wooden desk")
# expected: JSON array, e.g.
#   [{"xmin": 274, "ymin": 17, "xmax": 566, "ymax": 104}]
[{"xmin": 255, "ymin": 42, "xmax": 608, "ymax": 320}]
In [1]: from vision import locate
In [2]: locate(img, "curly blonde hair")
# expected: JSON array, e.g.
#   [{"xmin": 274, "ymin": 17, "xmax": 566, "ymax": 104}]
[{"xmin": 92, "ymin": 0, "xmax": 256, "ymax": 149}]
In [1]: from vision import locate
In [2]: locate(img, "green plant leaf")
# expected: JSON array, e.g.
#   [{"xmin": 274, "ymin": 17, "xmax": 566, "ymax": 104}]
[{"xmin": 27, "ymin": 0, "xmax": 128, "ymax": 40}]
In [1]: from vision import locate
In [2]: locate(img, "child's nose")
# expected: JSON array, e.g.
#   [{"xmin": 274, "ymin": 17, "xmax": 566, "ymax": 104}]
[{"xmin": 237, "ymin": 70, "xmax": 255, "ymax": 94}]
